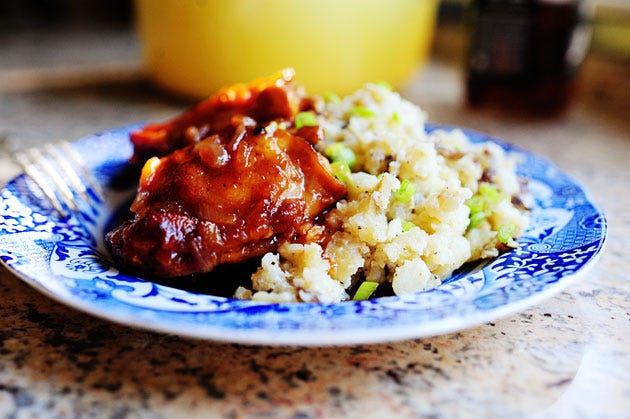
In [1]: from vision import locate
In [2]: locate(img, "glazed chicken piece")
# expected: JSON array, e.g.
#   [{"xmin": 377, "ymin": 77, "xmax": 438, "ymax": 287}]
[
  {"xmin": 129, "ymin": 68, "xmax": 305, "ymax": 164},
  {"xmin": 106, "ymin": 120, "xmax": 346, "ymax": 278},
  {"xmin": 107, "ymin": 69, "xmax": 345, "ymax": 278}
]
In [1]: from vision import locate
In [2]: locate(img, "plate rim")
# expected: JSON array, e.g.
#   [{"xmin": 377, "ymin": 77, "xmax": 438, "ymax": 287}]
[
  {"xmin": 0, "ymin": 123, "xmax": 608, "ymax": 346},
  {"xmin": 0, "ymin": 248, "xmax": 605, "ymax": 346}
]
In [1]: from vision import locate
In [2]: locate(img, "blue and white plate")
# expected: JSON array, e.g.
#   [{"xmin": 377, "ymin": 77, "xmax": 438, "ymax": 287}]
[{"xmin": 0, "ymin": 124, "xmax": 607, "ymax": 345}]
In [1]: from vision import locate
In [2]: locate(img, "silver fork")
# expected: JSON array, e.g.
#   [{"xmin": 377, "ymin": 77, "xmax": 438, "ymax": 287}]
[{"xmin": 13, "ymin": 141, "xmax": 104, "ymax": 218}]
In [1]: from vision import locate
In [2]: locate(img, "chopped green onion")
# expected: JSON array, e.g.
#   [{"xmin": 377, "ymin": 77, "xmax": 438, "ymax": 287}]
[
  {"xmin": 466, "ymin": 185, "xmax": 504, "ymax": 230},
  {"xmin": 330, "ymin": 161, "xmax": 351, "ymax": 183},
  {"xmin": 479, "ymin": 183, "xmax": 503, "ymax": 205},
  {"xmin": 401, "ymin": 219, "xmax": 416, "ymax": 232},
  {"xmin": 391, "ymin": 111, "xmax": 401, "ymax": 124},
  {"xmin": 468, "ymin": 211, "xmax": 486, "ymax": 229},
  {"xmin": 394, "ymin": 179, "xmax": 416, "ymax": 203},
  {"xmin": 353, "ymin": 281, "xmax": 379, "ymax": 300},
  {"xmin": 466, "ymin": 195, "xmax": 485, "ymax": 214},
  {"xmin": 497, "ymin": 223, "xmax": 517, "ymax": 244},
  {"xmin": 325, "ymin": 143, "xmax": 357, "ymax": 168},
  {"xmin": 323, "ymin": 91, "xmax": 341, "ymax": 104},
  {"xmin": 376, "ymin": 80, "xmax": 394, "ymax": 91},
  {"xmin": 295, "ymin": 111, "xmax": 318, "ymax": 129},
  {"xmin": 350, "ymin": 105, "xmax": 375, "ymax": 118}
]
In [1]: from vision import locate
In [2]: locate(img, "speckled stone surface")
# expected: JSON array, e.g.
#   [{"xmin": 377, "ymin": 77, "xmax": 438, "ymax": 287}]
[{"xmin": 0, "ymin": 30, "xmax": 628, "ymax": 418}]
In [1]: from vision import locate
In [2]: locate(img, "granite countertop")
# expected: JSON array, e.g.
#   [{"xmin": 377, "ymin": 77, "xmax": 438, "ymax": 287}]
[{"xmin": 0, "ymin": 29, "xmax": 628, "ymax": 418}]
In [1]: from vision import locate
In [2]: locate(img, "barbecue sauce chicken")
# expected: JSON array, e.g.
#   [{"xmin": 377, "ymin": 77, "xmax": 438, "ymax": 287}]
[{"xmin": 105, "ymin": 70, "xmax": 346, "ymax": 278}]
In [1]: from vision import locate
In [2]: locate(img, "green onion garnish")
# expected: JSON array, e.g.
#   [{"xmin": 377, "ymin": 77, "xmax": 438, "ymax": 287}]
[
  {"xmin": 391, "ymin": 111, "xmax": 401, "ymax": 124},
  {"xmin": 466, "ymin": 195, "xmax": 485, "ymax": 214},
  {"xmin": 331, "ymin": 161, "xmax": 351, "ymax": 183},
  {"xmin": 394, "ymin": 179, "xmax": 416, "ymax": 203},
  {"xmin": 353, "ymin": 281, "xmax": 379, "ymax": 300},
  {"xmin": 350, "ymin": 105, "xmax": 375, "ymax": 118},
  {"xmin": 479, "ymin": 183, "xmax": 503, "ymax": 205},
  {"xmin": 466, "ymin": 194, "xmax": 487, "ymax": 230},
  {"xmin": 325, "ymin": 143, "xmax": 357, "ymax": 168},
  {"xmin": 497, "ymin": 223, "xmax": 517, "ymax": 244},
  {"xmin": 401, "ymin": 219, "xmax": 416, "ymax": 232},
  {"xmin": 323, "ymin": 91, "xmax": 341, "ymax": 104},
  {"xmin": 376, "ymin": 80, "xmax": 394, "ymax": 91},
  {"xmin": 466, "ymin": 184, "xmax": 505, "ymax": 230},
  {"xmin": 295, "ymin": 111, "xmax": 318, "ymax": 129},
  {"xmin": 468, "ymin": 211, "xmax": 486, "ymax": 229}
]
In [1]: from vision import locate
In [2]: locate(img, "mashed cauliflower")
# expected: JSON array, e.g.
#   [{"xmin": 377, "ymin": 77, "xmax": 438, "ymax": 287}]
[{"xmin": 234, "ymin": 83, "xmax": 529, "ymax": 303}]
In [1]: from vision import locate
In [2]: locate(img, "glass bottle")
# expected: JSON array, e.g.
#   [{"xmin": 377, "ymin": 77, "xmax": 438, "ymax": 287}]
[{"xmin": 466, "ymin": 0, "xmax": 591, "ymax": 115}]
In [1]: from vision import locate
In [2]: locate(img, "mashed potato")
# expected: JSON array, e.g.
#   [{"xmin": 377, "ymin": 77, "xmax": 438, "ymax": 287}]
[{"xmin": 234, "ymin": 83, "xmax": 529, "ymax": 303}]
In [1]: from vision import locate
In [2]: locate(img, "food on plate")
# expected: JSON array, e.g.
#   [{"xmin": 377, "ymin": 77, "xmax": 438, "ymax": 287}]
[
  {"xmin": 106, "ymin": 70, "xmax": 346, "ymax": 278},
  {"xmin": 128, "ymin": 69, "xmax": 306, "ymax": 164},
  {"xmin": 106, "ymin": 69, "xmax": 529, "ymax": 302}
]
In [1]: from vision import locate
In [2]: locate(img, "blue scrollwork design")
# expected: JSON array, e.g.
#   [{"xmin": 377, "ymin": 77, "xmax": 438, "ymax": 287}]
[{"xmin": 0, "ymin": 124, "xmax": 607, "ymax": 343}]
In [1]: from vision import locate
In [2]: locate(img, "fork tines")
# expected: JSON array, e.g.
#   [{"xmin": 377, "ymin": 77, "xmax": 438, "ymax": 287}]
[{"xmin": 13, "ymin": 141, "xmax": 103, "ymax": 218}]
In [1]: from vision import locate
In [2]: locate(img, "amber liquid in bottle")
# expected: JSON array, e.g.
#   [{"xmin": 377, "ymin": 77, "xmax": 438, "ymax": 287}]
[{"xmin": 466, "ymin": 0, "xmax": 587, "ymax": 115}]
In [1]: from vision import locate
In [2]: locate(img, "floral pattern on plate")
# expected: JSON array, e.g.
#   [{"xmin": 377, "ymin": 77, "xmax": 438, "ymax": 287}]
[{"xmin": 0, "ymin": 124, "xmax": 607, "ymax": 345}]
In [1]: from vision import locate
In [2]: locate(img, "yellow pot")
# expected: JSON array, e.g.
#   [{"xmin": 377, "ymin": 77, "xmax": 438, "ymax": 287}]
[{"xmin": 135, "ymin": 0, "xmax": 438, "ymax": 98}]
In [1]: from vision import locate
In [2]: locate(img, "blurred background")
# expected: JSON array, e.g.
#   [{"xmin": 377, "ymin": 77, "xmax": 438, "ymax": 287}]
[
  {"xmin": 0, "ymin": 3, "xmax": 628, "ymax": 417},
  {"xmin": 1, "ymin": 0, "xmax": 629, "ymax": 138}
]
